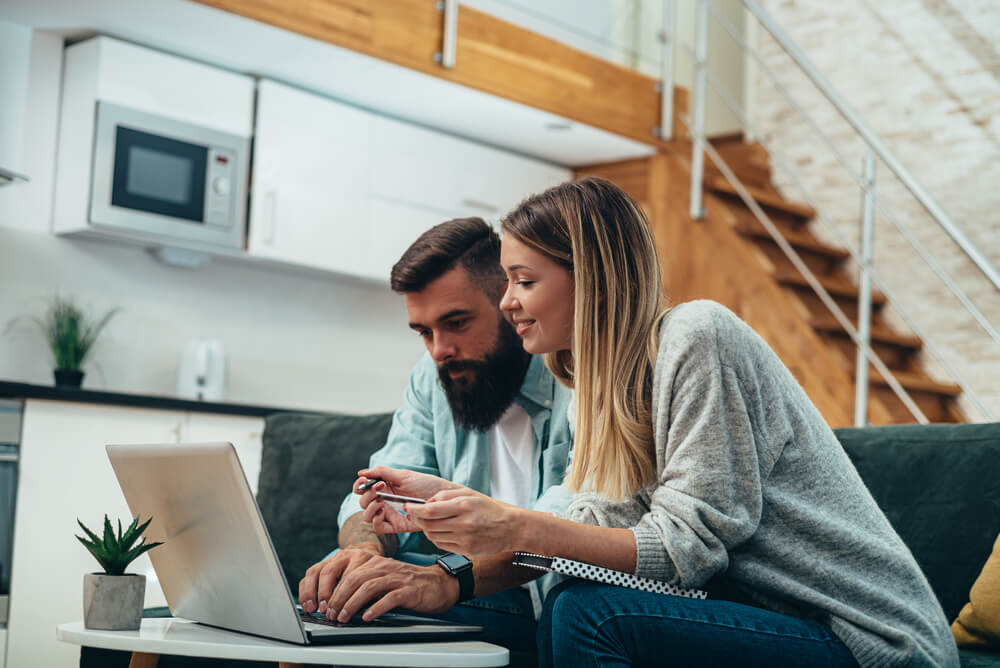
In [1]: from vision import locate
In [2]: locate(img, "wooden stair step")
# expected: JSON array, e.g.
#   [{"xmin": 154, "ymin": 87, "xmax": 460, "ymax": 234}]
[
  {"xmin": 773, "ymin": 268, "xmax": 887, "ymax": 306},
  {"xmin": 869, "ymin": 368, "xmax": 962, "ymax": 397},
  {"xmin": 704, "ymin": 174, "xmax": 816, "ymax": 222},
  {"xmin": 707, "ymin": 141, "xmax": 772, "ymax": 188},
  {"xmin": 809, "ymin": 315, "xmax": 922, "ymax": 352},
  {"xmin": 735, "ymin": 219, "xmax": 850, "ymax": 262}
]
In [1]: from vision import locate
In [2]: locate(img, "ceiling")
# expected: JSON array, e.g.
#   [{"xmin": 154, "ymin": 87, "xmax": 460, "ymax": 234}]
[{"xmin": 0, "ymin": 0, "xmax": 655, "ymax": 167}]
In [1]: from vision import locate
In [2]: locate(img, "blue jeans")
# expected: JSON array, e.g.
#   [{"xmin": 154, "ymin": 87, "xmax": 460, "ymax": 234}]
[{"xmin": 538, "ymin": 580, "xmax": 859, "ymax": 668}]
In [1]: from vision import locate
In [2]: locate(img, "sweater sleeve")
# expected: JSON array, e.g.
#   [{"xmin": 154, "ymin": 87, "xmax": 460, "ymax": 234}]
[{"xmin": 632, "ymin": 317, "xmax": 784, "ymax": 587}]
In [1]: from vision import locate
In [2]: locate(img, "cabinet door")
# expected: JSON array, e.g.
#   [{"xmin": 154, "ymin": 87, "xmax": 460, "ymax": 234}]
[
  {"xmin": 461, "ymin": 145, "xmax": 570, "ymax": 226},
  {"xmin": 248, "ymin": 79, "xmax": 371, "ymax": 275},
  {"xmin": 369, "ymin": 115, "xmax": 475, "ymax": 216},
  {"xmin": 6, "ymin": 401, "xmax": 183, "ymax": 668},
  {"xmin": 361, "ymin": 197, "xmax": 463, "ymax": 283},
  {"xmin": 370, "ymin": 114, "xmax": 570, "ymax": 228}
]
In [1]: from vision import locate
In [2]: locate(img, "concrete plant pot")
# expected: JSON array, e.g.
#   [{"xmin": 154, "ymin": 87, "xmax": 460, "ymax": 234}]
[{"xmin": 83, "ymin": 573, "xmax": 145, "ymax": 630}]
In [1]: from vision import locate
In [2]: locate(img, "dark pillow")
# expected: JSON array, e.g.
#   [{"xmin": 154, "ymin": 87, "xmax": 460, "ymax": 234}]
[
  {"xmin": 256, "ymin": 411, "xmax": 394, "ymax": 588},
  {"xmin": 834, "ymin": 423, "xmax": 1000, "ymax": 622}
]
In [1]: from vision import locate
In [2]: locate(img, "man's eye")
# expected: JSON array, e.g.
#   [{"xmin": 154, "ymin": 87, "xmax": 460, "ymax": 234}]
[
  {"xmin": 416, "ymin": 330, "xmax": 431, "ymax": 339},
  {"xmin": 449, "ymin": 319, "xmax": 469, "ymax": 329}
]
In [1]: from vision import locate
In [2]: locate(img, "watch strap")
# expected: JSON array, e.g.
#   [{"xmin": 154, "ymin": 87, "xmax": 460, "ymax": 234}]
[
  {"xmin": 437, "ymin": 554, "xmax": 475, "ymax": 602},
  {"xmin": 455, "ymin": 564, "xmax": 474, "ymax": 602}
]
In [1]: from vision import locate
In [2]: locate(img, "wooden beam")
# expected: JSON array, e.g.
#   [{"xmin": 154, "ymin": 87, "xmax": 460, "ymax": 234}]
[{"xmin": 191, "ymin": 0, "xmax": 686, "ymax": 145}]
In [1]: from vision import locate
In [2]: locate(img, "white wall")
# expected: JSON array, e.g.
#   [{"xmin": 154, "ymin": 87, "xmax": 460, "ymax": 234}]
[
  {"xmin": 750, "ymin": 0, "xmax": 1000, "ymax": 420},
  {"xmin": 0, "ymin": 30, "xmax": 424, "ymax": 414}
]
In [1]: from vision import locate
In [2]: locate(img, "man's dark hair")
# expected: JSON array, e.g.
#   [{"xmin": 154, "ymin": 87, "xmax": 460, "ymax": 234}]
[{"xmin": 390, "ymin": 217, "xmax": 505, "ymax": 302}]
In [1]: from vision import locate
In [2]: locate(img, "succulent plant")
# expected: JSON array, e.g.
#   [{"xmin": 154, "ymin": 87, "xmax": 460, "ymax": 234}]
[{"xmin": 76, "ymin": 515, "xmax": 163, "ymax": 576}]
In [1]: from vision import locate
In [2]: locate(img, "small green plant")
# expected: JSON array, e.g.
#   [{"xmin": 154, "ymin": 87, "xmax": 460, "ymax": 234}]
[
  {"xmin": 34, "ymin": 295, "xmax": 119, "ymax": 372},
  {"xmin": 76, "ymin": 515, "xmax": 164, "ymax": 576}
]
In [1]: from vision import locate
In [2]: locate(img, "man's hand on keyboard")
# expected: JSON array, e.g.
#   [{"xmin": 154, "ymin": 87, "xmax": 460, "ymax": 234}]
[
  {"xmin": 298, "ymin": 545, "xmax": 383, "ymax": 615},
  {"xmin": 325, "ymin": 558, "xmax": 461, "ymax": 623}
]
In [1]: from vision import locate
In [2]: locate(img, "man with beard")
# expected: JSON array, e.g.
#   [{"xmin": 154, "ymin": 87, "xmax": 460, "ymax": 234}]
[{"xmin": 298, "ymin": 217, "xmax": 573, "ymax": 656}]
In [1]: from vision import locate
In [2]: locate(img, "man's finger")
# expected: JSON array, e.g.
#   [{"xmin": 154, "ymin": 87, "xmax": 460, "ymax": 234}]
[
  {"xmin": 316, "ymin": 559, "xmax": 348, "ymax": 610},
  {"xmin": 362, "ymin": 588, "xmax": 408, "ymax": 621},
  {"xmin": 337, "ymin": 577, "xmax": 392, "ymax": 623},
  {"xmin": 298, "ymin": 562, "xmax": 323, "ymax": 611},
  {"xmin": 328, "ymin": 558, "xmax": 384, "ymax": 616}
]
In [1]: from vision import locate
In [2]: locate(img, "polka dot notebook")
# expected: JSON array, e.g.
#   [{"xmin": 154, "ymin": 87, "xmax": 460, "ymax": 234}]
[{"xmin": 513, "ymin": 551, "xmax": 708, "ymax": 599}]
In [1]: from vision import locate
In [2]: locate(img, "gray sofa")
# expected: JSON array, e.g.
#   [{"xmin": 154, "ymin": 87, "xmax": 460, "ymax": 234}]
[
  {"xmin": 83, "ymin": 417, "xmax": 1000, "ymax": 667},
  {"xmin": 258, "ymin": 415, "xmax": 1000, "ymax": 667}
]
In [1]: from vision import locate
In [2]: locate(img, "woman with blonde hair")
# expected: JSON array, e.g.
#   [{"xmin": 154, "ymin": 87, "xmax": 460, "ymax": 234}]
[{"xmin": 347, "ymin": 177, "xmax": 957, "ymax": 667}]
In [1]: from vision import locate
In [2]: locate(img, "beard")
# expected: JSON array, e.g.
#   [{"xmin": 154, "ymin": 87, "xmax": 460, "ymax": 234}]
[{"xmin": 437, "ymin": 318, "xmax": 532, "ymax": 432}]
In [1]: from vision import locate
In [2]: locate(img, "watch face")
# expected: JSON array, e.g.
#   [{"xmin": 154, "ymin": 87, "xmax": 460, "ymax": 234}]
[{"xmin": 438, "ymin": 553, "xmax": 472, "ymax": 572}]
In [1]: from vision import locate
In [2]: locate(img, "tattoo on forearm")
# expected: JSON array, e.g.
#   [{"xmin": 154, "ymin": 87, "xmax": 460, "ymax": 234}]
[{"xmin": 338, "ymin": 512, "xmax": 398, "ymax": 557}]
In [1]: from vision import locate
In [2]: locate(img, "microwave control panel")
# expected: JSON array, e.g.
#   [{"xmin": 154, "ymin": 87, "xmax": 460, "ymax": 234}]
[{"xmin": 205, "ymin": 148, "xmax": 237, "ymax": 227}]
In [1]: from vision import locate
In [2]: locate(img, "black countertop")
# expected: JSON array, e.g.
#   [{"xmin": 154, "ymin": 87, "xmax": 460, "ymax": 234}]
[{"xmin": 0, "ymin": 380, "xmax": 299, "ymax": 418}]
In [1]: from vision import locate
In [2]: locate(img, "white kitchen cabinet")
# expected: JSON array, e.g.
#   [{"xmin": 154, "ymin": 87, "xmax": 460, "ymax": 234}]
[
  {"xmin": 247, "ymin": 84, "xmax": 570, "ymax": 284},
  {"xmin": 5, "ymin": 401, "xmax": 262, "ymax": 668},
  {"xmin": 360, "ymin": 197, "xmax": 460, "ymax": 283},
  {"xmin": 248, "ymin": 79, "xmax": 371, "ymax": 276},
  {"xmin": 369, "ymin": 114, "xmax": 571, "ymax": 228}
]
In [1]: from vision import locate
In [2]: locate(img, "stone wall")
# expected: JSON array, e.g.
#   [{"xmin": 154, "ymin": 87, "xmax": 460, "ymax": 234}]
[{"xmin": 749, "ymin": 0, "xmax": 1000, "ymax": 420}]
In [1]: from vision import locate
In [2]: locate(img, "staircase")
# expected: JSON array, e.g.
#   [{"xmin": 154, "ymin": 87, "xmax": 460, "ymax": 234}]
[{"xmin": 704, "ymin": 137, "xmax": 964, "ymax": 424}]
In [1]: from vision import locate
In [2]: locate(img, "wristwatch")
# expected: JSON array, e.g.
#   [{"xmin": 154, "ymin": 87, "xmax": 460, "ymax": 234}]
[{"xmin": 436, "ymin": 553, "xmax": 475, "ymax": 602}]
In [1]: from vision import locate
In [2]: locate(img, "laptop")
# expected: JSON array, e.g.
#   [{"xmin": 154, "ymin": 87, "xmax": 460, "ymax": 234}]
[{"xmin": 106, "ymin": 441, "xmax": 482, "ymax": 644}]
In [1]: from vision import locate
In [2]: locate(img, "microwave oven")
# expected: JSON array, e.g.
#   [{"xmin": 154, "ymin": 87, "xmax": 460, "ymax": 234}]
[{"xmin": 89, "ymin": 101, "xmax": 249, "ymax": 252}]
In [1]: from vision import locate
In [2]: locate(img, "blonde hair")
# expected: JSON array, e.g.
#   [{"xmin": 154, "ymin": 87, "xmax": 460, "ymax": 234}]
[{"xmin": 501, "ymin": 177, "xmax": 668, "ymax": 500}]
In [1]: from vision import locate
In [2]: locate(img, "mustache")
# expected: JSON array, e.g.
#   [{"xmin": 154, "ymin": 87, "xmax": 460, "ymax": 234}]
[{"xmin": 438, "ymin": 359, "xmax": 486, "ymax": 374}]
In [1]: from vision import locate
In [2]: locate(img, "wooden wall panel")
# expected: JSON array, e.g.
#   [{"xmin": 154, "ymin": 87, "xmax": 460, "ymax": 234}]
[
  {"xmin": 576, "ymin": 150, "xmax": 864, "ymax": 428},
  {"xmin": 192, "ymin": 0, "xmax": 687, "ymax": 144}
]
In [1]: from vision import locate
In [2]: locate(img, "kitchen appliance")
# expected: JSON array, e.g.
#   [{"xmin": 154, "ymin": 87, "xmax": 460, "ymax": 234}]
[
  {"xmin": 177, "ymin": 339, "xmax": 227, "ymax": 402},
  {"xmin": 0, "ymin": 400, "xmax": 22, "ymax": 624},
  {"xmin": 88, "ymin": 101, "xmax": 249, "ymax": 252}
]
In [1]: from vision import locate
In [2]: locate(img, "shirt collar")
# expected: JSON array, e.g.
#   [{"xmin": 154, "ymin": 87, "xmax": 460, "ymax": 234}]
[{"xmin": 517, "ymin": 354, "xmax": 555, "ymax": 410}]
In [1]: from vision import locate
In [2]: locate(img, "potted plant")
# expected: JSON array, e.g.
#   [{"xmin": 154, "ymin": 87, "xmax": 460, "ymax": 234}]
[
  {"xmin": 76, "ymin": 515, "xmax": 163, "ymax": 630},
  {"xmin": 34, "ymin": 295, "xmax": 119, "ymax": 387}
]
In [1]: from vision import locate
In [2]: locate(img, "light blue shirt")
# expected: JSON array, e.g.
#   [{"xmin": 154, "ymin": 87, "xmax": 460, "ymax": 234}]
[{"xmin": 338, "ymin": 353, "xmax": 574, "ymax": 548}]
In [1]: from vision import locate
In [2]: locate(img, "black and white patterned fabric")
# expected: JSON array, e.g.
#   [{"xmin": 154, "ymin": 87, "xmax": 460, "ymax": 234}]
[{"xmin": 513, "ymin": 552, "xmax": 708, "ymax": 599}]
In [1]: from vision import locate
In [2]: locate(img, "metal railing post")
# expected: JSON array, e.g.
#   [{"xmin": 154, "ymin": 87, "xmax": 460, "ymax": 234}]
[
  {"xmin": 436, "ymin": 0, "xmax": 459, "ymax": 68},
  {"xmin": 689, "ymin": 0, "xmax": 709, "ymax": 219},
  {"xmin": 659, "ymin": 0, "xmax": 676, "ymax": 140},
  {"xmin": 855, "ymin": 153, "xmax": 876, "ymax": 427}
]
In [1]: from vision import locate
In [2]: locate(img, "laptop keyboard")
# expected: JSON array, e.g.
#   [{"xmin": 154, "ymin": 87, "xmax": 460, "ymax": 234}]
[{"xmin": 300, "ymin": 611, "xmax": 406, "ymax": 628}]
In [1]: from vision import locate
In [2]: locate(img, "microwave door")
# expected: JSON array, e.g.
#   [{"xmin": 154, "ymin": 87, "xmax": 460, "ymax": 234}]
[{"xmin": 110, "ymin": 126, "xmax": 208, "ymax": 223}]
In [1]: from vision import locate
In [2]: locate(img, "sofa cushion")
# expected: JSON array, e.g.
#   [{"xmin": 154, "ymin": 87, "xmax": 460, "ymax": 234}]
[
  {"xmin": 257, "ymin": 411, "xmax": 394, "ymax": 588},
  {"xmin": 953, "ymin": 532, "xmax": 1000, "ymax": 648},
  {"xmin": 834, "ymin": 423, "xmax": 1000, "ymax": 623}
]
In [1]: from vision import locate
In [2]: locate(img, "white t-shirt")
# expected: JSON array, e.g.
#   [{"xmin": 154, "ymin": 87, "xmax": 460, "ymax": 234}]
[{"xmin": 489, "ymin": 403, "xmax": 535, "ymax": 509}]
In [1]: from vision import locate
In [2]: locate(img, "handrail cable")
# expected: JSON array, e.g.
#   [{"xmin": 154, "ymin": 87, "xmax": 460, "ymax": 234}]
[
  {"xmin": 699, "ymin": 7, "xmax": 1000, "ymax": 347},
  {"xmin": 691, "ymin": 62, "xmax": 993, "ymax": 421},
  {"xmin": 681, "ymin": 112, "xmax": 930, "ymax": 423},
  {"xmin": 742, "ymin": 0, "xmax": 1000, "ymax": 293}
]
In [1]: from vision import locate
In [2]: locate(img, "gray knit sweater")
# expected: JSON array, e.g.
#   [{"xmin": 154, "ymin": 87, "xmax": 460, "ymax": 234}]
[{"xmin": 566, "ymin": 300, "xmax": 958, "ymax": 668}]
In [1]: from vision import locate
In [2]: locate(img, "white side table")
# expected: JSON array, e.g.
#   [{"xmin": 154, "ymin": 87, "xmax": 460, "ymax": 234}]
[{"xmin": 57, "ymin": 618, "xmax": 510, "ymax": 668}]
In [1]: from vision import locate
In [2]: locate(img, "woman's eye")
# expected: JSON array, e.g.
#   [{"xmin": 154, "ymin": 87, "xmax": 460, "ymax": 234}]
[{"xmin": 516, "ymin": 280, "xmax": 534, "ymax": 287}]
